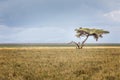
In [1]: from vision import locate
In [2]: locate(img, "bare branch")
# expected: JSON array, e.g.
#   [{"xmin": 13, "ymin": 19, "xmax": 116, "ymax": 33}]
[{"xmin": 69, "ymin": 41, "xmax": 80, "ymax": 49}]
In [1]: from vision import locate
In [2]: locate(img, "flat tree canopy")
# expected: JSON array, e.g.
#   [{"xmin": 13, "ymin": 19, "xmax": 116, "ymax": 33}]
[{"xmin": 74, "ymin": 27, "xmax": 110, "ymax": 49}]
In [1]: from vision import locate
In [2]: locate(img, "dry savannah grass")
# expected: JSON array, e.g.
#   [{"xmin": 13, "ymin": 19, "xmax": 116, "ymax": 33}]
[{"xmin": 0, "ymin": 47, "xmax": 120, "ymax": 80}]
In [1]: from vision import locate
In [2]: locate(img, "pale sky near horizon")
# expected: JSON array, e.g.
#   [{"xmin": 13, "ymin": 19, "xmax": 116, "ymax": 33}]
[{"xmin": 0, "ymin": 0, "xmax": 120, "ymax": 43}]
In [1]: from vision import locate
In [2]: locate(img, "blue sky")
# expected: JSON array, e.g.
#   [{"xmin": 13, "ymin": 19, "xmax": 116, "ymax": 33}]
[{"xmin": 0, "ymin": 0, "xmax": 120, "ymax": 43}]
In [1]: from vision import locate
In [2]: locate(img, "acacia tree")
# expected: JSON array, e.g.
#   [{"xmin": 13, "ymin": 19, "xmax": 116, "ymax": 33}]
[{"xmin": 74, "ymin": 27, "xmax": 109, "ymax": 49}]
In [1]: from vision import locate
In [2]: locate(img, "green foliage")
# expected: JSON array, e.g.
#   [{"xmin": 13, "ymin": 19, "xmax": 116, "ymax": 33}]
[{"xmin": 75, "ymin": 27, "xmax": 110, "ymax": 41}]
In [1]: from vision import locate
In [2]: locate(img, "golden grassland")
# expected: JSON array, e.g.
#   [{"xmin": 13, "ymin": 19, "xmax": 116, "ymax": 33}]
[{"xmin": 0, "ymin": 47, "xmax": 120, "ymax": 80}]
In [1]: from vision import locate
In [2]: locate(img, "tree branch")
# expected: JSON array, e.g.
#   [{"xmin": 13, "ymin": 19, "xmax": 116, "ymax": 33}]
[
  {"xmin": 69, "ymin": 41, "xmax": 80, "ymax": 49},
  {"xmin": 80, "ymin": 35, "xmax": 89, "ymax": 49}
]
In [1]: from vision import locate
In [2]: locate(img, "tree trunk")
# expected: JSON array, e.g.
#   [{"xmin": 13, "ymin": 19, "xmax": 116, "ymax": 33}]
[
  {"xmin": 76, "ymin": 43, "xmax": 80, "ymax": 49},
  {"xmin": 73, "ymin": 42, "xmax": 80, "ymax": 49},
  {"xmin": 80, "ymin": 35, "xmax": 89, "ymax": 49}
]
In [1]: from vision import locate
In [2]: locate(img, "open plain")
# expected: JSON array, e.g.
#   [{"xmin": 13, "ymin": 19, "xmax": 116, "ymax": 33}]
[{"xmin": 0, "ymin": 46, "xmax": 120, "ymax": 80}]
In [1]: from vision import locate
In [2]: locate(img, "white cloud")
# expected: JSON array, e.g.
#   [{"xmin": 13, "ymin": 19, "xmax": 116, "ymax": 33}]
[
  {"xmin": 0, "ymin": 25, "xmax": 73, "ymax": 43},
  {"xmin": 104, "ymin": 10, "xmax": 120, "ymax": 22},
  {"xmin": 0, "ymin": 24, "xmax": 120, "ymax": 43},
  {"xmin": 0, "ymin": 0, "xmax": 120, "ymax": 43}
]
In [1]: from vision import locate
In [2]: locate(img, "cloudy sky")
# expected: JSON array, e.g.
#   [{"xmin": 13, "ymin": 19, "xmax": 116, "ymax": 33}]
[{"xmin": 0, "ymin": 0, "xmax": 120, "ymax": 43}]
